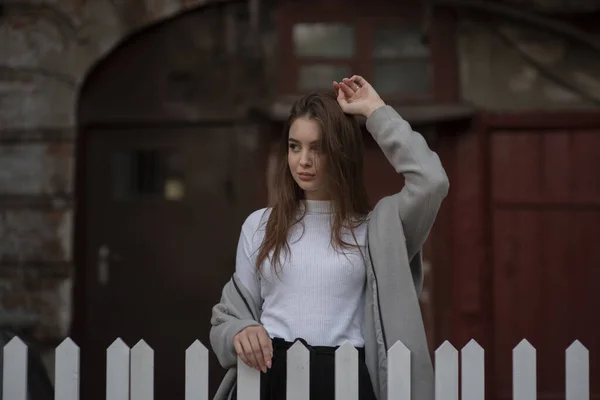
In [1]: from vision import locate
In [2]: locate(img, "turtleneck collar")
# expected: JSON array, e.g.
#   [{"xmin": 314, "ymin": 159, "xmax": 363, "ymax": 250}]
[{"xmin": 300, "ymin": 200, "xmax": 333, "ymax": 214}]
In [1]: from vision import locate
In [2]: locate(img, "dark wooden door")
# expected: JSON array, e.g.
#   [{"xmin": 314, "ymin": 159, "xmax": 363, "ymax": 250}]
[
  {"xmin": 490, "ymin": 129, "xmax": 600, "ymax": 399},
  {"xmin": 80, "ymin": 125, "xmax": 264, "ymax": 400}
]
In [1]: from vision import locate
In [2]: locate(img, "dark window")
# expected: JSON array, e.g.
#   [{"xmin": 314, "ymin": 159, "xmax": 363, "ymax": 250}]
[
  {"xmin": 373, "ymin": 27, "xmax": 429, "ymax": 58},
  {"xmin": 286, "ymin": 18, "xmax": 433, "ymax": 98},
  {"xmin": 112, "ymin": 149, "xmax": 185, "ymax": 201},
  {"xmin": 373, "ymin": 27, "xmax": 431, "ymax": 95},
  {"xmin": 293, "ymin": 23, "xmax": 355, "ymax": 57}
]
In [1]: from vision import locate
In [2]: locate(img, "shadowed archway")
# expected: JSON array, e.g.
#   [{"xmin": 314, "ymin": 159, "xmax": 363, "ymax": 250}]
[{"xmin": 72, "ymin": 2, "xmax": 269, "ymax": 398}]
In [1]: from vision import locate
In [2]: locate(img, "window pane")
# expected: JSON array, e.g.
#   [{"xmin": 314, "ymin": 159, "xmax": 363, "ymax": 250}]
[
  {"xmin": 293, "ymin": 23, "xmax": 355, "ymax": 57},
  {"xmin": 299, "ymin": 64, "xmax": 351, "ymax": 90},
  {"xmin": 374, "ymin": 28, "xmax": 429, "ymax": 58},
  {"xmin": 112, "ymin": 149, "xmax": 185, "ymax": 201},
  {"xmin": 373, "ymin": 62, "xmax": 430, "ymax": 94}
]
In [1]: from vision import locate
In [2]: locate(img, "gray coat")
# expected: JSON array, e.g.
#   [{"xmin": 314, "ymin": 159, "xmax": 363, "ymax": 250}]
[{"xmin": 209, "ymin": 105, "xmax": 449, "ymax": 400}]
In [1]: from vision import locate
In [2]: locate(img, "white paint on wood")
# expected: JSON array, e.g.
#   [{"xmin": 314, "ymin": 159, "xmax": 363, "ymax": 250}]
[
  {"xmin": 55, "ymin": 338, "xmax": 80, "ymax": 400},
  {"xmin": 513, "ymin": 339, "xmax": 536, "ymax": 400},
  {"xmin": 2, "ymin": 336, "xmax": 27, "ymax": 400},
  {"xmin": 335, "ymin": 341, "xmax": 358, "ymax": 400},
  {"xmin": 387, "ymin": 340, "xmax": 410, "ymax": 400},
  {"xmin": 237, "ymin": 356, "xmax": 260, "ymax": 400},
  {"xmin": 435, "ymin": 341, "xmax": 458, "ymax": 400},
  {"xmin": 461, "ymin": 339, "xmax": 484, "ymax": 400},
  {"xmin": 287, "ymin": 341, "xmax": 310, "ymax": 400},
  {"xmin": 106, "ymin": 338, "xmax": 130, "ymax": 400},
  {"xmin": 131, "ymin": 340, "xmax": 154, "ymax": 400},
  {"xmin": 186, "ymin": 340, "xmax": 208, "ymax": 400},
  {"xmin": 566, "ymin": 340, "xmax": 589, "ymax": 400},
  {"xmin": 1, "ymin": 335, "xmax": 593, "ymax": 400}
]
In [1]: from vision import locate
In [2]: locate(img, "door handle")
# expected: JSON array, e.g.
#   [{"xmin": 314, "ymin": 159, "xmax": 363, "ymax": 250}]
[{"xmin": 97, "ymin": 245, "xmax": 121, "ymax": 285}]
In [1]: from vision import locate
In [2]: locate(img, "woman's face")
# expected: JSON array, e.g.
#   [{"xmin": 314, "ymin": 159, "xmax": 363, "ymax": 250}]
[{"xmin": 288, "ymin": 117, "xmax": 329, "ymax": 200}]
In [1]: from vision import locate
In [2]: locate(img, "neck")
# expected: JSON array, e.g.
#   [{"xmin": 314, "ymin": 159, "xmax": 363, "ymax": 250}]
[
  {"xmin": 300, "ymin": 199, "xmax": 333, "ymax": 214},
  {"xmin": 304, "ymin": 191, "xmax": 330, "ymax": 201}
]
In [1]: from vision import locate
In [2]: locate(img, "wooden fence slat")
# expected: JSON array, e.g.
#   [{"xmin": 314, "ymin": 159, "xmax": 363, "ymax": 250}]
[
  {"xmin": 287, "ymin": 341, "xmax": 310, "ymax": 400},
  {"xmin": 131, "ymin": 340, "xmax": 154, "ymax": 400},
  {"xmin": 237, "ymin": 356, "xmax": 260, "ymax": 400},
  {"xmin": 566, "ymin": 340, "xmax": 589, "ymax": 400},
  {"xmin": 387, "ymin": 340, "xmax": 410, "ymax": 400},
  {"xmin": 435, "ymin": 341, "xmax": 458, "ymax": 400},
  {"xmin": 3, "ymin": 336, "xmax": 594, "ymax": 400},
  {"xmin": 461, "ymin": 340, "xmax": 484, "ymax": 400},
  {"xmin": 186, "ymin": 340, "xmax": 208, "ymax": 400},
  {"xmin": 335, "ymin": 342, "xmax": 358, "ymax": 400},
  {"xmin": 2, "ymin": 336, "xmax": 27, "ymax": 400},
  {"xmin": 513, "ymin": 339, "xmax": 536, "ymax": 400},
  {"xmin": 55, "ymin": 338, "xmax": 80, "ymax": 400},
  {"xmin": 106, "ymin": 338, "xmax": 130, "ymax": 400}
]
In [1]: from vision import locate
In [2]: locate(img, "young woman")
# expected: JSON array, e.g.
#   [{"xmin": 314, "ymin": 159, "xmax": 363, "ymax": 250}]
[{"xmin": 210, "ymin": 75, "xmax": 449, "ymax": 400}]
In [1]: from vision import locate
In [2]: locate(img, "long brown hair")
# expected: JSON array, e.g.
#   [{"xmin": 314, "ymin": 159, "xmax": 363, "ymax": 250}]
[{"xmin": 256, "ymin": 91, "xmax": 371, "ymax": 273}]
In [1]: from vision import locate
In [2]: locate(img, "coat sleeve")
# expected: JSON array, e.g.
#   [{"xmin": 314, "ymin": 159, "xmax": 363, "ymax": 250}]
[
  {"xmin": 366, "ymin": 105, "xmax": 449, "ymax": 261},
  {"xmin": 209, "ymin": 279, "xmax": 262, "ymax": 369}
]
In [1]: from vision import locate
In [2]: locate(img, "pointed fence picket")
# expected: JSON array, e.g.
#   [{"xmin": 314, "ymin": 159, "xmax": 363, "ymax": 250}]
[
  {"xmin": 107, "ymin": 338, "xmax": 130, "ymax": 400},
  {"xmin": 2, "ymin": 337, "xmax": 27, "ymax": 400},
  {"xmin": 435, "ymin": 341, "xmax": 459, "ymax": 400},
  {"xmin": 0, "ymin": 336, "xmax": 592, "ymax": 399},
  {"xmin": 287, "ymin": 342, "xmax": 310, "ymax": 400},
  {"xmin": 461, "ymin": 340, "xmax": 484, "ymax": 400},
  {"xmin": 131, "ymin": 340, "xmax": 153, "ymax": 400},
  {"xmin": 185, "ymin": 340, "xmax": 208, "ymax": 400},
  {"xmin": 566, "ymin": 340, "xmax": 589, "ymax": 400},
  {"xmin": 335, "ymin": 342, "xmax": 359, "ymax": 400},
  {"xmin": 513, "ymin": 340, "xmax": 536, "ymax": 400},
  {"xmin": 55, "ymin": 338, "xmax": 79, "ymax": 400},
  {"xmin": 387, "ymin": 341, "xmax": 410, "ymax": 400}
]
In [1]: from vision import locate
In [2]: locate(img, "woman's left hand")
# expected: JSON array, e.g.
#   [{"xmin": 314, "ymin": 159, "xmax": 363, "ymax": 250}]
[{"xmin": 333, "ymin": 75, "xmax": 386, "ymax": 118}]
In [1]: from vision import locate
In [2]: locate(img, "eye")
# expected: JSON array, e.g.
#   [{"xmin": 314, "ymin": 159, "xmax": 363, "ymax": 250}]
[{"xmin": 288, "ymin": 143, "xmax": 300, "ymax": 152}]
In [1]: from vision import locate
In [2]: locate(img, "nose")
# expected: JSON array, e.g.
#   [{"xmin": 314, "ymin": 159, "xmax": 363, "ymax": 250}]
[{"xmin": 299, "ymin": 149, "xmax": 312, "ymax": 167}]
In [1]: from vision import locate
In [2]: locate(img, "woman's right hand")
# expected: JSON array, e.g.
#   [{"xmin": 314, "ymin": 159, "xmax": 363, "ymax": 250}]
[{"xmin": 233, "ymin": 325, "xmax": 273, "ymax": 373}]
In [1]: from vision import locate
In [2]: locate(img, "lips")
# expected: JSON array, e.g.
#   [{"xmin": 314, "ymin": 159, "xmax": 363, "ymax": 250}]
[{"xmin": 297, "ymin": 173, "xmax": 315, "ymax": 181}]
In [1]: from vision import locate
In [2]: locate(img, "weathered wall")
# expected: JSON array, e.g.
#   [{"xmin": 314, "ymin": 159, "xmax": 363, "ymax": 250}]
[
  {"xmin": 0, "ymin": 0, "xmax": 217, "ymax": 345},
  {"xmin": 458, "ymin": 18, "xmax": 600, "ymax": 110},
  {"xmin": 3, "ymin": 0, "xmax": 600, "ymax": 362}
]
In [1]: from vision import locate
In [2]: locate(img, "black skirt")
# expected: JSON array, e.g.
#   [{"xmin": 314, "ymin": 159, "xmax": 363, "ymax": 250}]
[{"xmin": 233, "ymin": 337, "xmax": 377, "ymax": 400}]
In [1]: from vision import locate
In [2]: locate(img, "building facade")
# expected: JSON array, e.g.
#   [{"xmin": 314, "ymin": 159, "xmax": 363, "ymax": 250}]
[{"xmin": 1, "ymin": 0, "xmax": 599, "ymax": 398}]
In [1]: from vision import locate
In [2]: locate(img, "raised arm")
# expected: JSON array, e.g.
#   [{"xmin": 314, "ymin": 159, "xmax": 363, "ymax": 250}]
[
  {"xmin": 334, "ymin": 76, "xmax": 449, "ymax": 259},
  {"xmin": 366, "ymin": 105, "xmax": 448, "ymax": 259}
]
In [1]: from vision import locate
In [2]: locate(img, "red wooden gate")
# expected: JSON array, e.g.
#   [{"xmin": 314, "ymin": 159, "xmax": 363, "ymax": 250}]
[{"xmin": 434, "ymin": 112, "xmax": 600, "ymax": 400}]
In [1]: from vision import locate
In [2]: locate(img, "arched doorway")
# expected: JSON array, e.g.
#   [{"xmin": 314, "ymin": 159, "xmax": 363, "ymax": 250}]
[{"xmin": 73, "ymin": 4, "xmax": 269, "ymax": 399}]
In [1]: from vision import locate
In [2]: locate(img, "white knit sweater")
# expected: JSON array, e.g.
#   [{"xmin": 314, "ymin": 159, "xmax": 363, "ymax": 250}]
[{"xmin": 235, "ymin": 200, "xmax": 368, "ymax": 347}]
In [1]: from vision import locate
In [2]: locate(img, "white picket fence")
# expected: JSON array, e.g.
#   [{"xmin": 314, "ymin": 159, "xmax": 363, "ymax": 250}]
[{"xmin": 2, "ymin": 337, "xmax": 591, "ymax": 399}]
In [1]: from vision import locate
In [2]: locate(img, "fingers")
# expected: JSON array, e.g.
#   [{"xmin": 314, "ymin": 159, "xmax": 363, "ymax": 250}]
[
  {"xmin": 239, "ymin": 334, "xmax": 262, "ymax": 371},
  {"xmin": 233, "ymin": 327, "xmax": 273, "ymax": 373},
  {"xmin": 350, "ymin": 75, "xmax": 368, "ymax": 87},
  {"xmin": 257, "ymin": 329, "xmax": 273, "ymax": 369},
  {"xmin": 234, "ymin": 337, "xmax": 251, "ymax": 367},
  {"xmin": 343, "ymin": 77, "xmax": 360, "ymax": 91},
  {"xmin": 334, "ymin": 85, "xmax": 346, "ymax": 103},
  {"xmin": 339, "ymin": 80, "xmax": 355, "ymax": 98},
  {"xmin": 250, "ymin": 334, "xmax": 270, "ymax": 372}
]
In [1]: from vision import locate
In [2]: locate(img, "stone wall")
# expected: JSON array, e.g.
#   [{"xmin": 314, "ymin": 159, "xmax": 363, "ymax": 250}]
[{"xmin": 0, "ymin": 0, "xmax": 219, "ymax": 344}]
